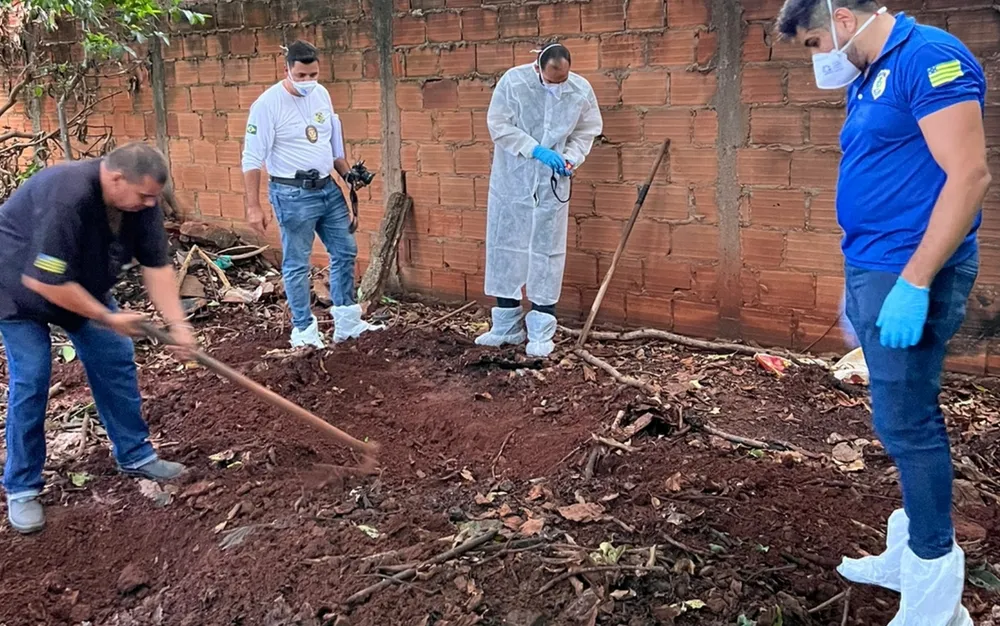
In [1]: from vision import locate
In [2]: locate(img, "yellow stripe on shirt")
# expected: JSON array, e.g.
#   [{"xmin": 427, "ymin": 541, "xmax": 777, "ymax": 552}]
[
  {"xmin": 34, "ymin": 254, "xmax": 67, "ymax": 275},
  {"xmin": 928, "ymin": 60, "xmax": 964, "ymax": 88}
]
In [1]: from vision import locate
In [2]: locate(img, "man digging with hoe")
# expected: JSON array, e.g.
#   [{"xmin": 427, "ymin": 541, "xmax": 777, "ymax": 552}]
[{"xmin": 0, "ymin": 142, "xmax": 196, "ymax": 534}]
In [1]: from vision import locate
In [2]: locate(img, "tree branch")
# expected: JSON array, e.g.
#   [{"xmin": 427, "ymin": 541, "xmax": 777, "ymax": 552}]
[{"xmin": 0, "ymin": 75, "xmax": 31, "ymax": 120}]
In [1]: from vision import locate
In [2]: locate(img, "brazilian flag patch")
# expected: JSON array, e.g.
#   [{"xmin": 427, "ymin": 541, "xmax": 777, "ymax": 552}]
[
  {"xmin": 246, "ymin": 123, "xmax": 258, "ymax": 135},
  {"xmin": 34, "ymin": 254, "xmax": 67, "ymax": 275},
  {"xmin": 928, "ymin": 60, "xmax": 963, "ymax": 88}
]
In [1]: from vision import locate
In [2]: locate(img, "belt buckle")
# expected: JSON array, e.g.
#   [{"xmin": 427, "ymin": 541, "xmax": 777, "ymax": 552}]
[{"xmin": 302, "ymin": 179, "xmax": 316, "ymax": 190}]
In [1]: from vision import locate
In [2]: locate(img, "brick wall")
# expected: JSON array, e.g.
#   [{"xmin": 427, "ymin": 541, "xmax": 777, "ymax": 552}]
[{"xmin": 24, "ymin": 0, "xmax": 1000, "ymax": 370}]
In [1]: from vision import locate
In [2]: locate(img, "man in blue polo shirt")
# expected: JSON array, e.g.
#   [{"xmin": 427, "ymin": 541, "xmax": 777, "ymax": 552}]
[
  {"xmin": 0, "ymin": 142, "xmax": 197, "ymax": 534},
  {"xmin": 777, "ymin": 2, "xmax": 989, "ymax": 624}
]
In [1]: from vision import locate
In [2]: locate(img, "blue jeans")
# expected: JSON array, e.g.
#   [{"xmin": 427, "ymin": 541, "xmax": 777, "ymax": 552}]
[
  {"xmin": 268, "ymin": 181, "xmax": 358, "ymax": 330},
  {"xmin": 0, "ymin": 317, "xmax": 157, "ymax": 500},
  {"xmin": 844, "ymin": 254, "xmax": 978, "ymax": 560}
]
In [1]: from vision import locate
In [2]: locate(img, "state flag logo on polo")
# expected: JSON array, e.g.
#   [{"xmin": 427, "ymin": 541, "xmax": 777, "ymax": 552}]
[
  {"xmin": 314, "ymin": 111, "xmax": 327, "ymax": 123},
  {"xmin": 872, "ymin": 69, "xmax": 890, "ymax": 100}
]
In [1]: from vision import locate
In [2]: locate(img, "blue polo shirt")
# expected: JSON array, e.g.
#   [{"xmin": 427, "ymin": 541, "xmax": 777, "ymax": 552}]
[{"xmin": 838, "ymin": 13, "xmax": 986, "ymax": 272}]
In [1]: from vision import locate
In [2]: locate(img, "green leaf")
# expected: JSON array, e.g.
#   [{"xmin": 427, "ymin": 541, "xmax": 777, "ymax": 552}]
[
  {"xmin": 736, "ymin": 616, "xmax": 756, "ymax": 626},
  {"xmin": 684, "ymin": 600, "xmax": 706, "ymax": 610},
  {"xmin": 69, "ymin": 471, "xmax": 92, "ymax": 487},
  {"xmin": 748, "ymin": 449, "xmax": 766, "ymax": 459},
  {"xmin": 709, "ymin": 543, "xmax": 726, "ymax": 554},
  {"xmin": 60, "ymin": 345, "xmax": 77, "ymax": 363},
  {"xmin": 969, "ymin": 565, "xmax": 1000, "ymax": 592}
]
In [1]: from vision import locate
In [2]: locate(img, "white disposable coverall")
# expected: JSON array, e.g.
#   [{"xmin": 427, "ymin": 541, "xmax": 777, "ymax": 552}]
[{"xmin": 484, "ymin": 64, "xmax": 603, "ymax": 306}]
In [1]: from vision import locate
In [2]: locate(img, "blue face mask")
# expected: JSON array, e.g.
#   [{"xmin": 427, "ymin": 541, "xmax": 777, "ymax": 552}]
[{"xmin": 291, "ymin": 80, "xmax": 318, "ymax": 97}]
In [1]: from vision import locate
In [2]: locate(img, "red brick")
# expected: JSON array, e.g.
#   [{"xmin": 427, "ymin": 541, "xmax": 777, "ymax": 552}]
[
  {"xmin": 238, "ymin": 84, "xmax": 267, "ymax": 109},
  {"xmin": 807, "ymin": 191, "xmax": 838, "ymax": 231},
  {"xmin": 594, "ymin": 183, "xmax": 640, "ymax": 219},
  {"xmin": 670, "ymin": 224, "xmax": 717, "ymax": 260},
  {"xmin": 669, "ymin": 147, "xmax": 717, "ymax": 184},
  {"xmin": 643, "ymin": 256, "xmax": 693, "ymax": 293},
  {"xmin": 168, "ymin": 139, "xmax": 192, "ymax": 165},
  {"xmin": 214, "ymin": 86, "xmax": 240, "ymax": 111},
  {"xmin": 471, "ymin": 110, "xmax": 490, "ymax": 141},
  {"xmin": 426, "ymin": 11, "xmax": 461, "ymax": 42},
  {"xmin": 461, "ymin": 208, "xmax": 487, "ymax": 237},
  {"xmin": 692, "ymin": 110, "xmax": 717, "ymax": 146},
  {"xmin": 673, "ymin": 299, "xmax": 719, "ymax": 337},
  {"xmin": 215, "ymin": 141, "xmax": 242, "ymax": 166},
  {"xmin": 454, "ymin": 144, "xmax": 492, "ymax": 175},
  {"xmin": 621, "ymin": 71, "xmax": 668, "ymax": 106},
  {"xmin": 948, "ymin": 10, "xmax": 1000, "ymax": 57},
  {"xmin": 409, "ymin": 237, "xmax": 445, "ymax": 268},
  {"xmin": 696, "ymin": 30, "xmax": 717, "ymax": 65},
  {"xmin": 176, "ymin": 164, "xmax": 207, "ymax": 190},
  {"xmin": 601, "ymin": 109, "xmax": 643, "ymax": 143},
  {"xmin": 402, "ymin": 144, "xmax": 420, "ymax": 171},
  {"xmin": 435, "ymin": 111, "xmax": 473, "ymax": 141},
  {"xmin": 742, "ymin": 66, "xmax": 784, "ymax": 103},
  {"xmin": 671, "ymin": 71, "xmax": 717, "ymax": 105},
  {"xmin": 600, "ymin": 34, "xmax": 643, "ymax": 69},
  {"xmin": 407, "ymin": 173, "xmax": 440, "ymax": 208},
  {"xmin": 579, "ymin": 218, "xmax": 625, "ymax": 252},
  {"xmin": 809, "ymin": 108, "xmax": 845, "ymax": 146},
  {"xmin": 598, "ymin": 255, "xmax": 644, "ymax": 293},
  {"xmin": 643, "ymin": 109, "xmax": 692, "ymax": 143},
  {"xmin": 473, "ymin": 178, "xmax": 489, "ymax": 209},
  {"xmin": 560, "ymin": 37, "xmax": 598, "ymax": 71},
  {"xmin": 172, "ymin": 113, "xmax": 202, "ymax": 138},
  {"xmin": 443, "ymin": 239, "xmax": 482, "ymax": 272},
  {"xmin": 477, "ymin": 43, "xmax": 514, "ymax": 74},
  {"xmin": 204, "ymin": 166, "xmax": 230, "ymax": 192},
  {"xmin": 165, "ymin": 87, "xmax": 190, "ymax": 112},
  {"xmin": 580, "ymin": 72, "xmax": 621, "ymax": 106},
  {"xmin": 790, "ymin": 149, "xmax": 841, "ymax": 189},
  {"xmin": 787, "ymin": 67, "xmax": 842, "ymax": 104},
  {"xmin": 220, "ymin": 194, "xmax": 246, "ymax": 220},
  {"xmin": 747, "ymin": 189, "xmax": 805, "ymax": 228},
  {"xmin": 352, "ymin": 81, "xmax": 381, "ymax": 110},
  {"xmin": 248, "ymin": 56, "xmax": 278, "ymax": 84},
  {"xmin": 431, "ymin": 270, "xmax": 468, "ymax": 299},
  {"xmin": 462, "ymin": 9, "xmax": 499, "ymax": 41},
  {"xmin": 439, "ymin": 176, "xmax": 476, "ymax": 206},
  {"xmin": 564, "ymin": 251, "xmax": 599, "ymax": 288},
  {"xmin": 196, "ymin": 192, "xmax": 222, "ymax": 218},
  {"xmin": 395, "ymin": 82, "xmax": 423, "ymax": 111},
  {"xmin": 423, "ymin": 79, "xmax": 459, "ymax": 109},
  {"xmin": 750, "ymin": 108, "xmax": 805, "ymax": 145},
  {"xmin": 457, "ymin": 79, "xmax": 492, "ymax": 109},
  {"xmin": 439, "ymin": 46, "xmax": 477, "ymax": 75},
  {"xmin": 400, "ymin": 264, "xmax": 433, "ymax": 293},
  {"xmin": 795, "ymin": 316, "xmax": 852, "ymax": 353},
  {"xmin": 738, "ymin": 148, "xmax": 791, "ymax": 185},
  {"xmin": 644, "ymin": 184, "xmax": 690, "ymax": 221},
  {"xmin": 742, "ymin": 229, "xmax": 784, "ymax": 268},
  {"xmin": 759, "ymin": 270, "xmax": 815, "ymax": 308},
  {"xmin": 419, "ymin": 144, "xmax": 456, "ymax": 174},
  {"xmin": 743, "ymin": 23, "xmax": 772, "ymax": 63},
  {"xmin": 627, "ymin": 0, "xmax": 664, "ymax": 29},
  {"xmin": 402, "ymin": 111, "xmax": 434, "ymax": 141},
  {"xmin": 190, "ymin": 140, "xmax": 218, "ymax": 165},
  {"xmin": 625, "ymin": 219, "xmax": 672, "ymax": 257},
  {"xmin": 627, "ymin": 293, "xmax": 673, "ymax": 327},
  {"xmin": 741, "ymin": 308, "xmax": 793, "ymax": 347},
  {"xmin": 228, "ymin": 169, "xmax": 246, "ymax": 194},
  {"xmin": 785, "ymin": 231, "xmax": 843, "ymax": 274},
  {"xmin": 576, "ymin": 144, "xmax": 620, "ymax": 182},
  {"xmin": 427, "ymin": 208, "xmax": 464, "ymax": 237},
  {"xmin": 189, "ymin": 85, "xmax": 213, "ymax": 111},
  {"xmin": 175, "ymin": 60, "xmax": 199, "ymax": 85},
  {"xmin": 393, "ymin": 14, "xmax": 426, "ymax": 45},
  {"xmin": 666, "ymin": 0, "xmax": 709, "ymax": 26},
  {"xmin": 743, "ymin": 0, "xmax": 785, "ymax": 20},
  {"xmin": 405, "ymin": 48, "xmax": 439, "ymax": 77},
  {"xmin": 538, "ymin": 4, "xmax": 582, "ymax": 34},
  {"xmin": 499, "ymin": 5, "xmax": 538, "ymax": 37},
  {"xmin": 254, "ymin": 30, "xmax": 281, "ymax": 55},
  {"xmin": 581, "ymin": 0, "xmax": 625, "ymax": 32},
  {"xmin": 198, "ymin": 59, "xmax": 223, "ymax": 85}
]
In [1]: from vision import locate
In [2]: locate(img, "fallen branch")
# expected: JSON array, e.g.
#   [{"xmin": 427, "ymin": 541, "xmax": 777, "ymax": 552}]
[
  {"xmin": 808, "ymin": 590, "xmax": 848, "ymax": 615},
  {"xmin": 491, "ymin": 429, "xmax": 516, "ymax": 480},
  {"xmin": 409, "ymin": 301, "xmax": 476, "ymax": 332},
  {"xmin": 591, "ymin": 434, "xmax": 635, "ymax": 453},
  {"xmin": 536, "ymin": 565, "xmax": 667, "ymax": 595},
  {"xmin": 583, "ymin": 444, "xmax": 603, "ymax": 480},
  {"xmin": 175, "ymin": 245, "xmax": 198, "ymax": 290},
  {"xmin": 574, "ymin": 348, "xmax": 661, "ymax": 398},
  {"xmin": 195, "ymin": 247, "xmax": 232, "ymax": 290},
  {"xmin": 345, "ymin": 529, "xmax": 498, "ymax": 605},
  {"xmin": 702, "ymin": 422, "xmax": 770, "ymax": 449},
  {"xmin": 841, "ymin": 589, "xmax": 851, "ymax": 626}
]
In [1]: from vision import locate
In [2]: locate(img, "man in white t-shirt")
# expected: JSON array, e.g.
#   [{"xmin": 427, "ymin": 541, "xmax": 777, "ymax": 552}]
[{"xmin": 242, "ymin": 40, "xmax": 380, "ymax": 348}]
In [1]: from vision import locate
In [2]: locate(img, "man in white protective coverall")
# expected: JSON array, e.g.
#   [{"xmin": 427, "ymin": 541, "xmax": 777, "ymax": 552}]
[{"xmin": 476, "ymin": 43, "xmax": 603, "ymax": 358}]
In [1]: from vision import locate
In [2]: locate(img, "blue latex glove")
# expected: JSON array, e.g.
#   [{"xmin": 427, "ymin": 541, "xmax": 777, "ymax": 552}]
[
  {"xmin": 532, "ymin": 145, "xmax": 568, "ymax": 176},
  {"xmin": 876, "ymin": 277, "xmax": 930, "ymax": 349}
]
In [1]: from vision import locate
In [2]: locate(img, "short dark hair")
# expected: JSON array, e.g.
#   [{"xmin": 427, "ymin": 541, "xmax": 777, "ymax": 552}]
[
  {"xmin": 286, "ymin": 40, "xmax": 319, "ymax": 67},
  {"xmin": 104, "ymin": 142, "xmax": 169, "ymax": 185},
  {"xmin": 538, "ymin": 43, "xmax": 571, "ymax": 70},
  {"xmin": 776, "ymin": 0, "xmax": 880, "ymax": 39}
]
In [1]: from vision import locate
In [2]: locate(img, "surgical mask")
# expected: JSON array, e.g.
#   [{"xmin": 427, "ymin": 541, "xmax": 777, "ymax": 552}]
[
  {"xmin": 812, "ymin": 2, "xmax": 886, "ymax": 90},
  {"xmin": 290, "ymin": 79, "xmax": 318, "ymax": 97},
  {"xmin": 542, "ymin": 79, "xmax": 563, "ymax": 97}
]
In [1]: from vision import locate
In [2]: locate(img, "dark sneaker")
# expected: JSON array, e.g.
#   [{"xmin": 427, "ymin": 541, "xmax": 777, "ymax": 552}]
[
  {"xmin": 120, "ymin": 458, "xmax": 187, "ymax": 481},
  {"xmin": 8, "ymin": 497, "xmax": 45, "ymax": 534}
]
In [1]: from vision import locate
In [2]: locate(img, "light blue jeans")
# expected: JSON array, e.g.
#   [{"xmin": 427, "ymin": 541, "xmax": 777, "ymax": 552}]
[
  {"xmin": 1, "ymin": 314, "xmax": 157, "ymax": 500},
  {"xmin": 268, "ymin": 181, "xmax": 358, "ymax": 330},
  {"xmin": 844, "ymin": 252, "xmax": 978, "ymax": 560}
]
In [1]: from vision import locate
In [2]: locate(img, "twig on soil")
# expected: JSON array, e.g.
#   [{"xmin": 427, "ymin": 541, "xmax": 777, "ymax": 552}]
[
  {"xmin": 48, "ymin": 382, "xmax": 65, "ymax": 399},
  {"xmin": 574, "ymin": 348, "xmax": 661, "ymax": 399},
  {"xmin": 662, "ymin": 535, "xmax": 707, "ymax": 557},
  {"xmin": 841, "ymin": 589, "xmax": 851, "ymax": 626},
  {"xmin": 195, "ymin": 247, "xmax": 232, "ymax": 290},
  {"xmin": 491, "ymin": 429, "xmax": 516, "ymax": 480},
  {"xmin": 345, "ymin": 529, "xmax": 498, "ymax": 606},
  {"xmin": 550, "ymin": 444, "xmax": 585, "ymax": 473},
  {"xmin": 408, "ymin": 301, "xmax": 477, "ymax": 332},
  {"xmin": 76, "ymin": 412, "xmax": 90, "ymax": 457},
  {"xmin": 808, "ymin": 590, "xmax": 848, "ymax": 615},
  {"xmin": 804, "ymin": 316, "xmax": 840, "ymax": 353},
  {"xmin": 702, "ymin": 422, "xmax": 770, "ymax": 449},
  {"xmin": 583, "ymin": 445, "xmax": 604, "ymax": 480},
  {"xmin": 591, "ymin": 434, "xmax": 636, "ymax": 453},
  {"xmin": 176, "ymin": 246, "xmax": 198, "ymax": 289},
  {"xmin": 536, "ymin": 565, "xmax": 667, "ymax": 595}
]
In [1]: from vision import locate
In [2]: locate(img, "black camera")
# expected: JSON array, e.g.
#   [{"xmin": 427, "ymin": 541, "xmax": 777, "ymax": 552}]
[{"xmin": 345, "ymin": 160, "xmax": 375, "ymax": 188}]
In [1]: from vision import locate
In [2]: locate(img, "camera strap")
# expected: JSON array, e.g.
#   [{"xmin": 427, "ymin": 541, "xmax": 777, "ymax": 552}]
[
  {"xmin": 550, "ymin": 174, "xmax": 571, "ymax": 204},
  {"xmin": 349, "ymin": 187, "xmax": 359, "ymax": 234}
]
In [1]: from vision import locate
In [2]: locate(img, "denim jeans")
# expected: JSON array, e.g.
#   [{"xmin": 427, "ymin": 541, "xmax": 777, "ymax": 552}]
[
  {"xmin": 844, "ymin": 253, "xmax": 978, "ymax": 560},
  {"xmin": 0, "ymin": 316, "xmax": 157, "ymax": 500},
  {"xmin": 268, "ymin": 181, "xmax": 358, "ymax": 330}
]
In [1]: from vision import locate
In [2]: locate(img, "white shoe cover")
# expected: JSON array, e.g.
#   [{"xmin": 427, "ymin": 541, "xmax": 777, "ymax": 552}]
[
  {"xmin": 525, "ymin": 310, "xmax": 556, "ymax": 358},
  {"xmin": 332, "ymin": 304, "xmax": 383, "ymax": 343},
  {"xmin": 888, "ymin": 546, "xmax": 972, "ymax": 626},
  {"xmin": 475, "ymin": 306, "xmax": 526, "ymax": 347},
  {"xmin": 838, "ymin": 508, "xmax": 909, "ymax": 592},
  {"xmin": 290, "ymin": 316, "xmax": 325, "ymax": 349}
]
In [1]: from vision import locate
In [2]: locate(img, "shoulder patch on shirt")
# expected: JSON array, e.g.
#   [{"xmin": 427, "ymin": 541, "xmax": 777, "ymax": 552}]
[
  {"xmin": 928, "ymin": 60, "xmax": 963, "ymax": 88},
  {"xmin": 314, "ymin": 111, "xmax": 327, "ymax": 123},
  {"xmin": 34, "ymin": 254, "xmax": 67, "ymax": 275},
  {"xmin": 872, "ymin": 69, "xmax": 890, "ymax": 100},
  {"xmin": 246, "ymin": 123, "xmax": 258, "ymax": 135}
]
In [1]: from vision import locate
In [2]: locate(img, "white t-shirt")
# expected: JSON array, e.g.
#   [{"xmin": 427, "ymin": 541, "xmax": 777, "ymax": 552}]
[{"xmin": 241, "ymin": 82, "xmax": 346, "ymax": 178}]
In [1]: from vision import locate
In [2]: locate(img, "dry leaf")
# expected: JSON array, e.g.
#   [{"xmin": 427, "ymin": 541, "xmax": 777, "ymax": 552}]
[
  {"xmin": 527, "ymin": 484, "xmax": 548, "ymax": 501},
  {"xmin": 665, "ymin": 472, "xmax": 684, "ymax": 493},
  {"xmin": 460, "ymin": 469, "xmax": 475, "ymax": 482},
  {"xmin": 474, "ymin": 492, "xmax": 496, "ymax": 505},
  {"xmin": 519, "ymin": 517, "xmax": 545, "ymax": 536},
  {"xmin": 583, "ymin": 365, "xmax": 597, "ymax": 382},
  {"xmin": 832, "ymin": 442, "xmax": 862, "ymax": 464},
  {"xmin": 558, "ymin": 502, "xmax": 606, "ymax": 523},
  {"xmin": 497, "ymin": 503, "xmax": 513, "ymax": 517},
  {"xmin": 503, "ymin": 516, "xmax": 525, "ymax": 531},
  {"xmin": 841, "ymin": 459, "xmax": 866, "ymax": 472}
]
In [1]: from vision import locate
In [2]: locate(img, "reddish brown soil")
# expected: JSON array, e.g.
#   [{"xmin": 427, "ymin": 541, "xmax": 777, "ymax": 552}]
[{"xmin": 1, "ymin": 309, "xmax": 998, "ymax": 626}]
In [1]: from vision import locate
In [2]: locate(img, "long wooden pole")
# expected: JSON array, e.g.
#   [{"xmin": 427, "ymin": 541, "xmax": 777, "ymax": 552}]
[
  {"xmin": 140, "ymin": 323, "xmax": 379, "ymax": 472},
  {"xmin": 576, "ymin": 139, "xmax": 670, "ymax": 349}
]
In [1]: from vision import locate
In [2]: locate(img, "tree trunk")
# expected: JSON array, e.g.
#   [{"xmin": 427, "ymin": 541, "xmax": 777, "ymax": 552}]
[{"xmin": 358, "ymin": 191, "xmax": 411, "ymax": 304}]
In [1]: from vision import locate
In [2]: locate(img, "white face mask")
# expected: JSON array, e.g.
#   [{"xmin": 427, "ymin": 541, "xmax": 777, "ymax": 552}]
[
  {"xmin": 290, "ymin": 79, "xmax": 318, "ymax": 97},
  {"xmin": 542, "ymin": 79, "xmax": 563, "ymax": 97},
  {"xmin": 812, "ymin": 2, "xmax": 887, "ymax": 90}
]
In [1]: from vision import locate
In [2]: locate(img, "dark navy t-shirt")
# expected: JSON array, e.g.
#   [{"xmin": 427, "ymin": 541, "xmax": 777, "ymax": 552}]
[
  {"xmin": 838, "ymin": 14, "xmax": 986, "ymax": 271},
  {"xmin": 0, "ymin": 159, "xmax": 169, "ymax": 330}
]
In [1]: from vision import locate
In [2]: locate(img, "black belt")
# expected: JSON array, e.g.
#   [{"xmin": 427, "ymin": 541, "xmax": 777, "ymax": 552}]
[{"xmin": 270, "ymin": 175, "xmax": 332, "ymax": 189}]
